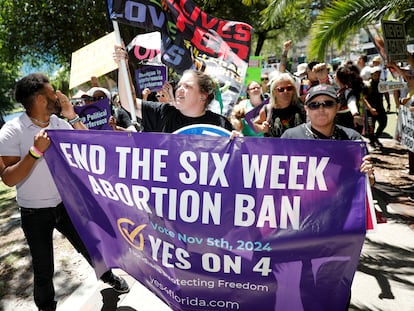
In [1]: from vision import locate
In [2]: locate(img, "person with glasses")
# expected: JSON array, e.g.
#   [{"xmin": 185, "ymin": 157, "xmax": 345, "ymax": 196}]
[
  {"xmin": 260, "ymin": 72, "xmax": 270, "ymax": 94},
  {"xmin": 281, "ymin": 84, "xmax": 362, "ymax": 141},
  {"xmin": 231, "ymin": 80, "xmax": 267, "ymax": 136},
  {"xmin": 281, "ymin": 84, "xmax": 375, "ymax": 184},
  {"xmin": 83, "ymin": 87, "xmax": 111, "ymax": 104},
  {"xmin": 253, "ymin": 73, "xmax": 305, "ymax": 137},
  {"xmin": 240, "ymin": 81, "xmax": 266, "ymax": 111}
]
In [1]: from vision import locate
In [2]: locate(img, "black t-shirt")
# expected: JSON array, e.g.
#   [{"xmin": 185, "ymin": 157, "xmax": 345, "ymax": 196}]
[
  {"xmin": 264, "ymin": 102, "xmax": 306, "ymax": 137},
  {"xmin": 141, "ymin": 101, "xmax": 233, "ymax": 133},
  {"xmin": 114, "ymin": 106, "xmax": 133, "ymax": 129}
]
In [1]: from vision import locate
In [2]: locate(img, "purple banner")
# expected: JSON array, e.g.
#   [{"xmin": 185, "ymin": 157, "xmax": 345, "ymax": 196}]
[{"xmin": 44, "ymin": 130, "xmax": 366, "ymax": 311}]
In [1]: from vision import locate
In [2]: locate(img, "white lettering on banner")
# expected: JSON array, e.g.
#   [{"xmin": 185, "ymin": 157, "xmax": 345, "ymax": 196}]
[
  {"xmin": 87, "ymin": 175, "xmax": 222, "ymax": 224},
  {"xmin": 241, "ymin": 154, "xmax": 329, "ymax": 190},
  {"xmin": 202, "ymin": 253, "xmax": 242, "ymax": 274},
  {"xmin": 59, "ymin": 143, "xmax": 106, "ymax": 174},
  {"xmin": 116, "ymin": 146, "xmax": 168, "ymax": 182},
  {"xmin": 234, "ymin": 194, "xmax": 301, "ymax": 229},
  {"xmin": 179, "ymin": 151, "xmax": 230, "ymax": 186},
  {"xmin": 148, "ymin": 235, "xmax": 191, "ymax": 269}
]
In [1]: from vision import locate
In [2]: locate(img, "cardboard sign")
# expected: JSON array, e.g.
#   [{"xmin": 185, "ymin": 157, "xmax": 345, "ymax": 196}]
[
  {"xmin": 382, "ymin": 20, "xmax": 407, "ymax": 63},
  {"xmin": 69, "ymin": 32, "xmax": 118, "ymax": 89}
]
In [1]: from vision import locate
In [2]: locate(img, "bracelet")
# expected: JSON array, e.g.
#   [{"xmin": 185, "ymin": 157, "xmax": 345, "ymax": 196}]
[
  {"xmin": 68, "ymin": 115, "xmax": 81, "ymax": 125},
  {"xmin": 29, "ymin": 147, "xmax": 42, "ymax": 160},
  {"xmin": 31, "ymin": 145, "xmax": 44, "ymax": 156}
]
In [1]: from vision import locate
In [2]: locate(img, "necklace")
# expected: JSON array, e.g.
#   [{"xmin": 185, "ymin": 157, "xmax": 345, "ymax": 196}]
[{"xmin": 29, "ymin": 116, "xmax": 50, "ymax": 125}]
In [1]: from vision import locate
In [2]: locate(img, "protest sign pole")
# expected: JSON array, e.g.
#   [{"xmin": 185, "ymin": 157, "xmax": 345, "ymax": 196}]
[{"xmin": 112, "ymin": 19, "xmax": 137, "ymax": 126}]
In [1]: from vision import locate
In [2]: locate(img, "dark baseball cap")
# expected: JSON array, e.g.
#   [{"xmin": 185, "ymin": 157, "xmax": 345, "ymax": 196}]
[{"xmin": 305, "ymin": 84, "xmax": 337, "ymax": 104}]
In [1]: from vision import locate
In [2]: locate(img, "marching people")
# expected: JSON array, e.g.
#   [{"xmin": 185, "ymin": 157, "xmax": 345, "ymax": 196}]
[
  {"xmin": 113, "ymin": 45, "xmax": 234, "ymax": 133},
  {"xmin": 363, "ymin": 66, "xmax": 388, "ymax": 150},
  {"xmin": 372, "ymin": 55, "xmax": 392, "ymax": 112},
  {"xmin": 357, "ymin": 55, "xmax": 372, "ymax": 81},
  {"xmin": 253, "ymin": 73, "xmax": 306, "ymax": 137},
  {"xmin": 334, "ymin": 65, "xmax": 364, "ymax": 132},
  {"xmin": 281, "ymin": 83, "xmax": 375, "ymax": 185},
  {"xmin": 0, "ymin": 73, "xmax": 129, "ymax": 311}
]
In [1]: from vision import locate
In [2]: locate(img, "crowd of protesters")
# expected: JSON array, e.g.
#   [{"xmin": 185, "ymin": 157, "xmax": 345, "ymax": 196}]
[{"xmin": 2, "ymin": 37, "xmax": 413, "ymax": 310}]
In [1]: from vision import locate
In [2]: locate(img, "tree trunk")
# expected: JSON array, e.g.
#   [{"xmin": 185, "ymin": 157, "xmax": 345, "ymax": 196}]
[{"xmin": 254, "ymin": 32, "xmax": 267, "ymax": 56}]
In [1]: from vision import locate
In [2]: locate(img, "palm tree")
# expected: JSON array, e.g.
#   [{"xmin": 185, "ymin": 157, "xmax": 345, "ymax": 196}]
[{"xmin": 307, "ymin": 0, "xmax": 414, "ymax": 60}]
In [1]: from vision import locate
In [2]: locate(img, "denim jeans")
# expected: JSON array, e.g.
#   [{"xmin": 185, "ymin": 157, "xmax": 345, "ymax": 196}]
[{"xmin": 20, "ymin": 202, "xmax": 92, "ymax": 310}]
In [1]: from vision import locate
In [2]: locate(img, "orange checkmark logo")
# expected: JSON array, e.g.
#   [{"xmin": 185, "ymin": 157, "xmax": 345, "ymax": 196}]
[{"xmin": 117, "ymin": 218, "xmax": 147, "ymax": 251}]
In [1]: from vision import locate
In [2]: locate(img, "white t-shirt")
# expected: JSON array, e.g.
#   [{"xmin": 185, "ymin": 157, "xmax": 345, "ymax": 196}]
[
  {"xmin": 360, "ymin": 65, "xmax": 371, "ymax": 81},
  {"xmin": 0, "ymin": 113, "xmax": 72, "ymax": 208}
]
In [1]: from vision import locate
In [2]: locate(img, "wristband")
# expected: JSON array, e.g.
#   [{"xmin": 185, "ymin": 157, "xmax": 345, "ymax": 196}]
[
  {"xmin": 68, "ymin": 115, "xmax": 81, "ymax": 125},
  {"xmin": 29, "ymin": 147, "xmax": 42, "ymax": 160},
  {"xmin": 31, "ymin": 145, "xmax": 44, "ymax": 156}
]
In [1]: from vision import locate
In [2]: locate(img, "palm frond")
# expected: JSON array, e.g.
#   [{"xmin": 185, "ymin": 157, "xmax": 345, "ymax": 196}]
[{"xmin": 308, "ymin": 0, "xmax": 414, "ymax": 59}]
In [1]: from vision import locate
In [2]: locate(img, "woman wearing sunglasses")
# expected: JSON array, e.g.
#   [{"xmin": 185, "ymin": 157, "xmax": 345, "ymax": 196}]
[
  {"xmin": 282, "ymin": 83, "xmax": 375, "ymax": 181},
  {"xmin": 281, "ymin": 84, "xmax": 362, "ymax": 141},
  {"xmin": 253, "ymin": 73, "xmax": 306, "ymax": 137}
]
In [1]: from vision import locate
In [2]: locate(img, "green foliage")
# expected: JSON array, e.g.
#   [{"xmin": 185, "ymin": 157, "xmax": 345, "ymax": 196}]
[
  {"xmin": 308, "ymin": 0, "xmax": 414, "ymax": 59},
  {"xmin": 0, "ymin": 0, "xmax": 110, "ymax": 67},
  {"xmin": 0, "ymin": 62, "xmax": 18, "ymax": 116}
]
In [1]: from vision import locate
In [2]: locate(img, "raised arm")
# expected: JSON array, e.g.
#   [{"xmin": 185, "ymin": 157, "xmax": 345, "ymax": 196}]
[
  {"xmin": 113, "ymin": 45, "xmax": 143, "ymax": 119},
  {"xmin": 279, "ymin": 40, "xmax": 292, "ymax": 73}
]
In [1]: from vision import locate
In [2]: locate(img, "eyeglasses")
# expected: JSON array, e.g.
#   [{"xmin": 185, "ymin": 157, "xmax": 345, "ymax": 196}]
[
  {"xmin": 276, "ymin": 86, "xmax": 294, "ymax": 93},
  {"xmin": 248, "ymin": 86, "xmax": 261, "ymax": 91},
  {"xmin": 307, "ymin": 100, "xmax": 336, "ymax": 110},
  {"xmin": 261, "ymin": 77, "xmax": 269, "ymax": 81}
]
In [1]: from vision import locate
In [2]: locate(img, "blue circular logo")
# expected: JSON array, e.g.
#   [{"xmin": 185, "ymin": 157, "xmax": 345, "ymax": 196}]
[{"xmin": 173, "ymin": 124, "xmax": 231, "ymax": 137}]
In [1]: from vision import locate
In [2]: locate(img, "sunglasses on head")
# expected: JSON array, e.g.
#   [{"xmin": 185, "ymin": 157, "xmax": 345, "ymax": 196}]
[
  {"xmin": 307, "ymin": 100, "xmax": 336, "ymax": 110},
  {"xmin": 276, "ymin": 86, "xmax": 294, "ymax": 93}
]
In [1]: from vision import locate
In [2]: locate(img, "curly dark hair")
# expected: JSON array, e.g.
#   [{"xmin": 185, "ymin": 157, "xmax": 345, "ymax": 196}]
[{"xmin": 14, "ymin": 73, "xmax": 49, "ymax": 111}]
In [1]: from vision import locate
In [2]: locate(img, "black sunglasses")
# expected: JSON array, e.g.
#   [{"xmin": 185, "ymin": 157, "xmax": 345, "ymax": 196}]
[
  {"xmin": 307, "ymin": 100, "xmax": 336, "ymax": 110},
  {"xmin": 84, "ymin": 96, "xmax": 106, "ymax": 102},
  {"xmin": 276, "ymin": 86, "xmax": 294, "ymax": 93}
]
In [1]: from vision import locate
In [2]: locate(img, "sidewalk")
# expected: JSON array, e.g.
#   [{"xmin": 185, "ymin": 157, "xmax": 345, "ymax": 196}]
[
  {"xmin": 58, "ymin": 269, "xmax": 172, "ymax": 311},
  {"xmin": 349, "ymin": 143, "xmax": 414, "ymax": 311}
]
